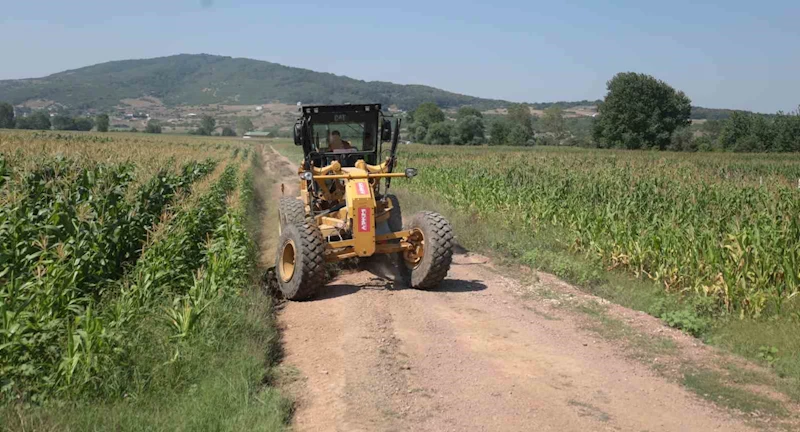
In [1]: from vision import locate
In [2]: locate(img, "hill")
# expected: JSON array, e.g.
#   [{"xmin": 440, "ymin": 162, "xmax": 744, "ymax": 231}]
[
  {"xmin": 0, "ymin": 54, "xmax": 750, "ymax": 120},
  {"xmin": 0, "ymin": 54, "xmax": 510, "ymax": 112}
]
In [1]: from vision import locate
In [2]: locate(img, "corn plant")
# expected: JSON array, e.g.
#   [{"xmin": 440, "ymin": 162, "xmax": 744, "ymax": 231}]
[
  {"xmin": 1, "ymin": 158, "xmax": 220, "ymax": 399},
  {"xmin": 400, "ymin": 145, "xmax": 800, "ymax": 318}
]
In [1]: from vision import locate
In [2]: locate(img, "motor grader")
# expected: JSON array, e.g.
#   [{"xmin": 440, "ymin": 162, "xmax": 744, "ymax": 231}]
[{"xmin": 275, "ymin": 103, "xmax": 454, "ymax": 300}]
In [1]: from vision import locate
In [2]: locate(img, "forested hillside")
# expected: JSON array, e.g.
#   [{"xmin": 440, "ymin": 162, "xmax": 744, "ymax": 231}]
[
  {"xmin": 0, "ymin": 54, "xmax": 754, "ymax": 120},
  {"xmin": 0, "ymin": 54, "xmax": 507, "ymax": 111}
]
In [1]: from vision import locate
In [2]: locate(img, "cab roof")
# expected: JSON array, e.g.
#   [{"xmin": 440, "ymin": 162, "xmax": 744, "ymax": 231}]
[{"xmin": 300, "ymin": 104, "xmax": 382, "ymax": 116}]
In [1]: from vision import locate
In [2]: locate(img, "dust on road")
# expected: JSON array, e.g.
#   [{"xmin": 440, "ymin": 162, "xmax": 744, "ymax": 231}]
[{"xmin": 262, "ymin": 145, "xmax": 756, "ymax": 432}]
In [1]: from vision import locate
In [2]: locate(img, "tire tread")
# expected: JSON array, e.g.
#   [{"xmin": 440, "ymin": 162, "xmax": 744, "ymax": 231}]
[{"xmin": 408, "ymin": 211, "xmax": 454, "ymax": 289}]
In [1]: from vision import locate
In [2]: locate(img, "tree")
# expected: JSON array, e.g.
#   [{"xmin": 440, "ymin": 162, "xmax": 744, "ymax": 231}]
[
  {"xmin": 413, "ymin": 125, "xmax": 427, "ymax": 143},
  {"xmin": 145, "ymin": 120, "xmax": 163, "ymax": 134},
  {"xmin": 592, "ymin": 72, "xmax": 691, "ymax": 150},
  {"xmin": 453, "ymin": 115, "xmax": 485, "ymax": 145},
  {"xmin": 17, "ymin": 111, "xmax": 51, "ymax": 130},
  {"xmin": 0, "ymin": 102, "xmax": 15, "ymax": 129},
  {"xmin": 411, "ymin": 102, "xmax": 445, "ymax": 129},
  {"xmin": 700, "ymin": 119, "xmax": 723, "ymax": 140},
  {"xmin": 52, "ymin": 115, "xmax": 76, "ymax": 130},
  {"xmin": 717, "ymin": 112, "xmax": 776, "ymax": 153},
  {"xmin": 198, "ymin": 115, "xmax": 216, "ymax": 136},
  {"xmin": 668, "ymin": 127, "xmax": 696, "ymax": 152},
  {"xmin": 507, "ymin": 123, "xmax": 534, "ymax": 146},
  {"xmin": 456, "ymin": 106, "xmax": 483, "ymax": 120},
  {"xmin": 96, "ymin": 114, "xmax": 110, "ymax": 132},
  {"xmin": 221, "ymin": 126, "xmax": 236, "ymax": 136},
  {"xmin": 772, "ymin": 107, "xmax": 800, "ymax": 152},
  {"xmin": 74, "ymin": 117, "xmax": 94, "ymax": 131},
  {"xmin": 14, "ymin": 117, "xmax": 30, "ymax": 129},
  {"xmin": 506, "ymin": 103, "xmax": 534, "ymax": 145},
  {"xmin": 236, "ymin": 117, "xmax": 254, "ymax": 134},
  {"xmin": 425, "ymin": 122, "xmax": 453, "ymax": 145},
  {"xmin": 540, "ymin": 106, "xmax": 567, "ymax": 143},
  {"xmin": 489, "ymin": 119, "xmax": 510, "ymax": 146}
]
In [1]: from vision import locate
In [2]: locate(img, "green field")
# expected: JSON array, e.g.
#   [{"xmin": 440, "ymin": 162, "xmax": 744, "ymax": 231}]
[
  {"xmin": 1, "ymin": 131, "xmax": 288, "ymax": 430},
  {"xmin": 401, "ymin": 145, "xmax": 800, "ymax": 316},
  {"xmin": 6, "ymin": 132, "xmax": 800, "ymax": 427}
]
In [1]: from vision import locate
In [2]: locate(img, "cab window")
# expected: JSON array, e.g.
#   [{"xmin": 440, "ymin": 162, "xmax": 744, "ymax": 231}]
[{"xmin": 312, "ymin": 122, "xmax": 376, "ymax": 151}]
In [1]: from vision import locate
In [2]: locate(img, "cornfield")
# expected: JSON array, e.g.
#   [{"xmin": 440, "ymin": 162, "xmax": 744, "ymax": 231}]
[
  {"xmin": 0, "ymin": 131, "xmax": 256, "ymax": 401},
  {"xmin": 400, "ymin": 145, "xmax": 800, "ymax": 318}
]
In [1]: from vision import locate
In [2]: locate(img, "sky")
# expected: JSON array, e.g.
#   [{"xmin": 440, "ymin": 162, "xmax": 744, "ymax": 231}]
[{"xmin": 0, "ymin": 0, "xmax": 798, "ymax": 113}]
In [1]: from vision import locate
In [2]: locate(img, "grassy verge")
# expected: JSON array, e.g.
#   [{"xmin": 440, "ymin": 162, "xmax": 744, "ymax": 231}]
[{"xmin": 3, "ymin": 148, "xmax": 290, "ymax": 431}]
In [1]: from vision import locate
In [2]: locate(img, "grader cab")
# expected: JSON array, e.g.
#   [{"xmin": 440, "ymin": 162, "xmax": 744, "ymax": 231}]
[{"xmin": 275, "ymin": 104, "xmax": 454, "ymax": 300}]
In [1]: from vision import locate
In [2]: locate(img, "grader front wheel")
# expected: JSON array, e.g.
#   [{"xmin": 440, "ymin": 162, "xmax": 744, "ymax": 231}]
[
  {"xmin": 276, "ymin": 222, "xmax": 326, "ymax": 300},
  {"xmin": 401, "ymin": 211, "xmax": 454, "ymax": 289}
]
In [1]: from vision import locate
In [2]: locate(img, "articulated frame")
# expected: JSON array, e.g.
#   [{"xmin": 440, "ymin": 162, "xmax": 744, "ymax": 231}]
[{"xmin": 294, "ymin": 158, "xmax": 420, "ymax": 263}]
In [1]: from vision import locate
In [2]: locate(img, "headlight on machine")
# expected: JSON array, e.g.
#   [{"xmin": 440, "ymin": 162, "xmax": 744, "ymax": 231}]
[
  {"xmin": 301, "ymin": 171, "xmax": 313, "ymax": 181},
  {"xmin": 404, "ymin": 168, "xmax": 418, "ymax": 178}
]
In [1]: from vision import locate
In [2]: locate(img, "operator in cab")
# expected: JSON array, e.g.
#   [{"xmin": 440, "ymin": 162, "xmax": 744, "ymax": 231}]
[{"xmin": 328, "ymin": 130, "xmax": 353, "ymax": 151}]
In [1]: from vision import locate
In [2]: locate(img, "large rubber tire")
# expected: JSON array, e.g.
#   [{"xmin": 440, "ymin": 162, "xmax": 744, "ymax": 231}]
[
  {"xmin": 403, "ymin": 211, "xmax": 454, "ymax": 289},
  {"xmin": 279, "ymin": 197, "xmax": 307, "ymax": 227},
  {"xmin": 275, "ymin": 222, "xmax": 326, "ymax": 300}
]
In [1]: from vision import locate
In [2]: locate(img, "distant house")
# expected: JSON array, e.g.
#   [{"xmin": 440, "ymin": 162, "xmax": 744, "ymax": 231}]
[
  {"xmin": 243, "ymin": 131, "xmax": 271, "ymax": 139},
  {"xmin": 255, "ymin": 106, "xmax": 263, "ymax": 111},
  {"xmin": 187, "ymin": 113, "xmax": 197, "ymax": 117}
]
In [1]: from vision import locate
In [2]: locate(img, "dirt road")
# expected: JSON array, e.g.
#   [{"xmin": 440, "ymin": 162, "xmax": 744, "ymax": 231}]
[{"xmin": 263, "ymin": 146, "xmax": 756, "ymax": 432}]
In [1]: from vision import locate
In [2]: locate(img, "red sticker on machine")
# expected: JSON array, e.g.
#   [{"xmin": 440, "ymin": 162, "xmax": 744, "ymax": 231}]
[
  {"xmin": 355, "ymin": 181, "xmax": 369, "ymax": 196},
  {"xmin": 357, "ymin": 208, "xmax": 371, "ymax": 232}
]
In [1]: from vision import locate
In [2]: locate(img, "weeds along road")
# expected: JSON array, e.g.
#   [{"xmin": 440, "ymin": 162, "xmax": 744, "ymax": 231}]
[{"xmin": 261, "ymin": 147, "xmax": 758, "ymax": 432}]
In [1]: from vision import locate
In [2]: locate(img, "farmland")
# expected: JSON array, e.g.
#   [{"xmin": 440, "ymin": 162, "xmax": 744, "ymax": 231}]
[
  {"xmin": 0, "ymin": 131, "xmax": 287, "ymax": 430},
  {"xmin": 387, "ymin": 144, "xmax": 800, "ymax": 383},
  {"xmin": 4, "ymin": 131, "xmax": 800, "ymax": 429},
  {"xmin": 399, "ymin": 145, "xmax": 800, "ymax": 317}
]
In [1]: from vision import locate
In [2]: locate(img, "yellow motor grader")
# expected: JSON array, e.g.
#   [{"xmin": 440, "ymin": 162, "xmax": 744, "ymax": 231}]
[{"xmin": 275, "ymin": 104, "xmax": 453, "ymax": 300}]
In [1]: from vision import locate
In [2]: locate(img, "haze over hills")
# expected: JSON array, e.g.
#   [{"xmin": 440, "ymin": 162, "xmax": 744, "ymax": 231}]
[{"xmin": 0, "ymin": 54, "xmax": 743, "ymax": 120}]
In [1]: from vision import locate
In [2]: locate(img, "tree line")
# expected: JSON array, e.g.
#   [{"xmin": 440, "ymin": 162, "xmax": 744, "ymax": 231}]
[
  {"xmin": 0, "ymin": 104, "xmax": 114, "ymax": 132},
  {"xmin": 407, "ymin": 72, "xmax": 799, "ymax": 152},
  {"xmin": 0, "ymin": 103, "xmax": 260, "ymax": 137},
  {"xmin": 406, "ymin": 103, "xmax": 535, "ymax": 146},
  {"xmin": 187, "ymin": 115, "xmax": 251, "ymax": 136},
  {"xmin": 680, "ymin": 110, "xmax": 800, "ymax": 152}
]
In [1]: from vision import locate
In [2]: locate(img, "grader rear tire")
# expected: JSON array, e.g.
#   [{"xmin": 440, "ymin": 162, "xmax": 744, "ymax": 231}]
[
  {"xmin": 278, "ymin": 197, "xmax": 307, "ymax": 233},
  {"xmin": 402, "ymin": 211, "xmax": 454, "ymax": 289},
  {"xmin": 276, "ymin": 222, "xmax": 326, "ymax": 300}
]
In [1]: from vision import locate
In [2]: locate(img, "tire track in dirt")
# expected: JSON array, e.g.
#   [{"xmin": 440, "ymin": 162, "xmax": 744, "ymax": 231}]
[{"xmin": 263, "ymin": 146, "xmax": 759, "ymax": 432}]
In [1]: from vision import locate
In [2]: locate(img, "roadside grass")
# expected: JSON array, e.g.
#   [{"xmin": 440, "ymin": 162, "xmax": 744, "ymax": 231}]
[
  {"xmin": 7, "ymin": 295, "xmax": 290, "ymax": 432},
  {"xmin": 388, "ymin": 184, "xmax": 800, "ymax": 422},
  {"xmin": 3, "ymin": 146, "xmax": 291, "ymax": 431},
  {"xmin": 567, "ymin": 399, "xmax": 611, "ymax": 423},
  {"xmin": 710, "ymin": 319, "xmax": 800, "ymax": 403},
  {"xmin": 682, "ymin": 368, "xmax": 788, "ymax": 418},
  {"xmin": 574, "ymin": 302, "xmax": 677, "ymax": 359},
  {"xmin": 576, "ymin": 301, "xmax": 792, "ymax": 420}
]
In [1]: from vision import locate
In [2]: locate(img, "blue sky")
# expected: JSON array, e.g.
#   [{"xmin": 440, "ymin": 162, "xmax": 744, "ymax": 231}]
[{"xmin": 1, "ymin": 0, "xmax": 798, "ymax": 112}]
